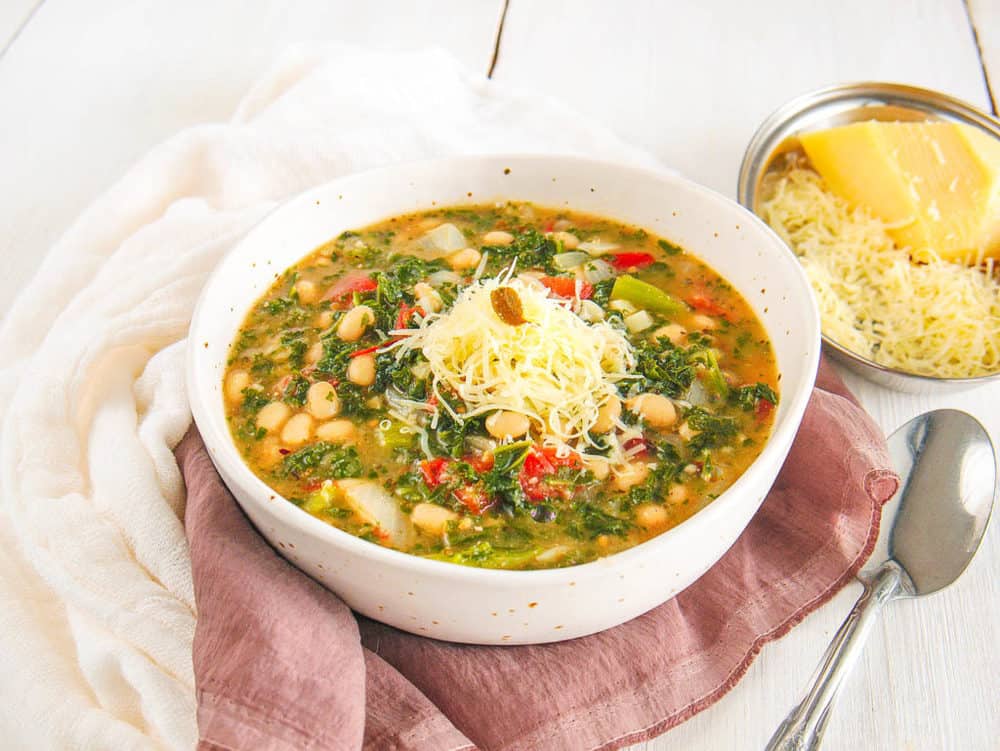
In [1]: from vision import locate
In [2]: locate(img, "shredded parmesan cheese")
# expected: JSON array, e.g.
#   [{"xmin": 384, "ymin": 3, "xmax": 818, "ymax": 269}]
[
  {"xmin": 760, "ymin": 166, "xmax": 1000, "ymax": 378},
  {"xmin": 389, "ymin": 275, "xmax": 636, "ymax": 454}
]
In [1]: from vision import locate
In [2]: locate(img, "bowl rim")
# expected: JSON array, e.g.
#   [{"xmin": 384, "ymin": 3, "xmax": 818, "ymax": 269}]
[
  {"xmin": 187, "ymin": 152, "xmax": 821, "ymax": 581},
  {"xmin": 737, "ymin": 80, "xmax": 1000, "ymax": 388}
]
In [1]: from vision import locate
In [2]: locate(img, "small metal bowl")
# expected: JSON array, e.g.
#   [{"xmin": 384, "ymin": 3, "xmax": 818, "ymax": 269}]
[{"xmin": 737, "ymin": 82, "xmax": 1000, "ymax": 392}]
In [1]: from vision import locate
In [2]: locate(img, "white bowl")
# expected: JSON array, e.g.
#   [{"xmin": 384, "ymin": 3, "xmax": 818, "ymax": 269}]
[{"xmin": 187, "ymin": 155, "xmax": 820, "ymax": 645}]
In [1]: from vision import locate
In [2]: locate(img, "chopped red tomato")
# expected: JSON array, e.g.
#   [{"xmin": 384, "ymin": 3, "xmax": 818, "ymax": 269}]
[
  {"xmin": 326, "ymin": 272, "xmax": 377, "ymax": 304},
  {"xmin": 273, "ymin": 374, "xmax": 291, "ymax": 394},
  {"xmin": 608, "ymin": 252, "xmax": 655, "ymax": 270},
  {"xmin": 520, "ymin": 475, "xmax": 565, "ymax": 501},
  {"xmin": 755, "ymin": 398, "xmax": 774, "ymax": 421},
  {"xmin": 538, "ymin": 446, "xmax": 581, "ymax": 468},
  {"xmin": 419, "ymin": 457, "xmax": 450, "ymax": 488},
  {"xmin": 518, "ymin": 446, "xmax": 577, "ymax": 502},
  {"xmin": 542, "ymin": 219, "xmax": 556, "ymax": 233},
  {"xmin": 540, "ymin": 276, "xmax": 593, "ymax": 299},
  {"xmin": 395, "ymin": 302, "xmax": 425, "ymax": 329},
  {"xmin": 686, "ymin": 292, "xmax": 731, "ymax": 319},
  {"xmin": 453, "ymin": 486, "xmax": 491, "ymax": 514},
  {"xmin": 623, "ymin": 436, "xmax": 653, "ymax": 458},
  {"xmin": 465, "ymin": 452, "xmax": 495, "ymax": 473},
  {"xmin": 522, "ymin": 446, "xmax": 556, "ymax": 477}
]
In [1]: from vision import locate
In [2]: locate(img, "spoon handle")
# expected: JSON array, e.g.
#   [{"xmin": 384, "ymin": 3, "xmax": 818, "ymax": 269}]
[{"xmin": 765, "ymin": 563, "xmax": 902, "ymax": 751}]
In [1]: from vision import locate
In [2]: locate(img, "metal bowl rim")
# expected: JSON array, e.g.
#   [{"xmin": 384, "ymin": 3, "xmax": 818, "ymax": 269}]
[{"xmin": 738, "ymin": 80, "xmax": 1000, "ymax": 388}]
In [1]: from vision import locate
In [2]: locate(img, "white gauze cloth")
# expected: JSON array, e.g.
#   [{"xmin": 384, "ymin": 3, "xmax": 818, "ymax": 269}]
[{"xmin": 0, "ymin": 44, "xmax": 656, "ymax": 749}]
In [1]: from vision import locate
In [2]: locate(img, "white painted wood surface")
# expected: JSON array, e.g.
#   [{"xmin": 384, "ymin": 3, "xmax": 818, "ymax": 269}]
[
  {"xmin": 0, "ymin": 2, "xmax": 997, "ymax": 749},
  {"xmin": 0, "ymin": 0, "xmax": 40, "ymax": 52}
]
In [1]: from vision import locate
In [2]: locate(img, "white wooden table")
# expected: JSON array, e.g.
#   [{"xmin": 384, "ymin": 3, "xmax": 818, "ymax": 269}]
[{"xmin": 1, "ymin": 2, "xmax": 997, "ymax": 749}]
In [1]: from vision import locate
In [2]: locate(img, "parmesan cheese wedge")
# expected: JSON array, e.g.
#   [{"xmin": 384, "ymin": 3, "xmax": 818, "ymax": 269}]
[{"xmin": 799, "ymin": 121, "xmax": 1000, "ymax": 263}]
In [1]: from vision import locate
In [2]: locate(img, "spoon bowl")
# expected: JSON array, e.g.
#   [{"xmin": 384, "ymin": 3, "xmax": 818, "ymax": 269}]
[
  {"xmin": 878, "ymin": 409, "xmax": 997, "ymax": 596},
  {"xmin": 768, "ymin": 409, "xmax": 997, "ymax": 750}
]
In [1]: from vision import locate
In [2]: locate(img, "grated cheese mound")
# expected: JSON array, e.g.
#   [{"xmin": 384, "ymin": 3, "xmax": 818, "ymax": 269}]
[
  {"xmin": 760, "ymin": 166, "xmax": 1000, "ymax": 378},
  {"xmin": 388, "ymin": 275, "xmax": 635, "ymax": 453}
]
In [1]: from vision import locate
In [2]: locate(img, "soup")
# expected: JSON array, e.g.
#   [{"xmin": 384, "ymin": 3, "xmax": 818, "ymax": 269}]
[{"xmin": 223, "ymin": 203, "xmax": 779, "ymax": 569}]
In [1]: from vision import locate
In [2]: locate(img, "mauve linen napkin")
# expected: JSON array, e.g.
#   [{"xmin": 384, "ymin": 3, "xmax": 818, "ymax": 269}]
[{"xmin": 177, "ymin": 355, "xmax": 898, "ymax": 751}]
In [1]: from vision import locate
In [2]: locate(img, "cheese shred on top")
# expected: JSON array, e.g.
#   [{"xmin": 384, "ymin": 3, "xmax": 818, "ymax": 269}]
[
  {"xmin": 388, "ymin": 276, "xmax": 635, "ymax": 453},
  {"xmin": 760, "ymin": 166, "xmax": 1000, "ymax": 378}
]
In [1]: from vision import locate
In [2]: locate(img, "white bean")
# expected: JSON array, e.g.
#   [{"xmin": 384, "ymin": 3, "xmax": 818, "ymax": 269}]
[
  {"xmin": 611, "ymin": 462, "xmax": 650, "ymax": 491},
  {"xmin": 306, "ymin": 381, "xmax": 339, "ymax": 419},
  {"xmin": 413, "ymin": 282, "xmax": 443, "ymax": 313},
  {"xmin": 347, "ymin": 353, "xmax": 376, "ymax": 387},
  {"xmin": 256, "ymin": 402, "xmax": 291, "ymax": 433},
  {"xmin": 256, "ymin": 437, "xmax": 285, "ymax": 468},
  {"xmin": 447, "ymin": 248, "xmax": 482, "ymax": 270},
  {"xmin": 652, "ymin": 323, "xmax": 687, "ymax": 345},
  {"xmin": 337, "ymin": 305, "xmax": 374, "ymax": 342},
  {"xmin": 280, "ymin": 413, "xmax": 314, "ymax": 446},
  {"xmin": 581, "ymin": 455, "xmax": 610, "ymax": 481},
  {"xmin": 316, "ymin": 310, "xmax": 334, "ymax": 329},
  {"xmin": 690, "ymin": 313, "xmax": 717, "ymax": 331},
  {"xmin": 627, "ymin": 393, "xmax": 677, "ymax": 429},
  {"xmin": 411, "ymin": 503, "xmax": 458, "ymax": 536},
  {"xmin": 635, "ymin": 503, "xmax": 670, "ymax": 530},
  {"xmin": 294, "ymin": 279, "xmax": 321, "ymax": 304},
  {"xmin": 224, "ymin": 370, "xmax": 249, "ymax": 403},
  {"xmin": 553, "ymin": 219, "xmax": 574, "ymax": 231},
  {"xmin": 306, "ymin": 341, "xmax": 324, "ymax": 365},
  {"xmin": 678, "ymin": 421, "xmax": 697, "ymax": 441},
  {"xmin": 551, "ymin": 231, "xmax": 579, "ymax": 249},
  {"xmin": 483, "ymin": 230, "xmax": 514, "ymax": 246},
  {"xmin": 592, "ymin": 396, "xmax": 621, "ymax": 434},
  {"xmin": 485, "ymin": 410, "xmax": 531, "ymax": 439},
  {"xmin": 668, "ymin": 484, "xmax": 688, "ymax": 504},
  {"xmin": 316, "ymin": 419, "xmax": 356, "ymax": 444}
]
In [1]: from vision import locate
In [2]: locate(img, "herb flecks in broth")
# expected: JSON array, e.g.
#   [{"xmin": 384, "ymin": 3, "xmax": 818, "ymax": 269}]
[{"xmin": 224, "ymin": 203, "xmax": 779, "ymax": 569}]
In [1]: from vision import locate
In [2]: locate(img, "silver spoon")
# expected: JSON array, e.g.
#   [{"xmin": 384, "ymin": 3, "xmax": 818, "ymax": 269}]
[{"xmin": 766, "ymin": 409, "xmax": 997, "ymax": 751}]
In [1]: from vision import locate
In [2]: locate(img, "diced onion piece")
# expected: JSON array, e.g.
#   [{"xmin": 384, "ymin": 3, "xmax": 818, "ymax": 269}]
[
  {"xmin": 335, "ymin": 479, "xmax": 414, "ymax": 547},
  {"xmin": 418, "ymin": 223, "xmax": 466, "ymax": 252},
  {"xmin": 578, "ymin": 240, "xmax": 621, "ymax": 255},
  {"xmin": 428, "ymin": 269, "xmax": 462, "ymax": 286},
  {"xmin": 552, "ymin": 251, "xmax": 590, "ymax": 270},
  {"xmin": 582, "ymin": 259, "xmax": 614, "ymax": 284},
  {"xmin": 625, "ymin": 310, "xmax": 654, "ymax": 332},
  {"xmin": 578, "ymin": 299, "xmax": 605, "ymax": 322}
]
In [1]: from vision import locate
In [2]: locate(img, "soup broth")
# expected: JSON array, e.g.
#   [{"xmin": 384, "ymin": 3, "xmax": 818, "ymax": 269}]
[{"xmin": 224, "ymin": 203, "xmax": 779, "ymax": 569}]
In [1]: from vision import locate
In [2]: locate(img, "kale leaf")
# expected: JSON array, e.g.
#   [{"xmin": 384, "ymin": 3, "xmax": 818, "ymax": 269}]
[
  {"xmin": 315, "ymin": 337, "xmax": 355, "ymax": 377},
  {"xmin": 279, "ymin": 442, "xmax": 363, "ymax": 481},
  {"xmin": 282, "ymin": 375, "xmax": 310, "ymax": 406},
  {"xmin": 263, "ymin": 297, "xmax": 294, "ymax": 315},
  {"xmin": 657, "ymin": 238, "xmax": 683, "ymax": 255},
  {"xmin": 250, "ymin": 353, "xmax": 274, "ymax": 377},
  {"xmin": 685, "ymin": 407, "xmax": 738, "ymax": 451},
  {"xmin": 240, "ymin": 387, "xmax": 270, "ymax": 415},
  {"xmin": 590, "ymin": 278, "xmax": 616, "ymax": 306},
  {"xmin": 280, "ymin": 330, "xmax": 309, "ymax": 371},
  {"xmin": 375, "ymin": 349, "xmax": 428, "ymax": 400},
  {"xmin": 569, "ymin": 502, "xmax": 632, "ymax": 539},
  {"xmin": 730, "ymin": 383, "xmax": 779, "ymax": 411},
  {"xmin": 632, "ymin": 338, "xmax": 697, "ymax": 398},
  {"xmin": 481, "ymin": 228, "xmax": 557, "ymax": 272}
]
